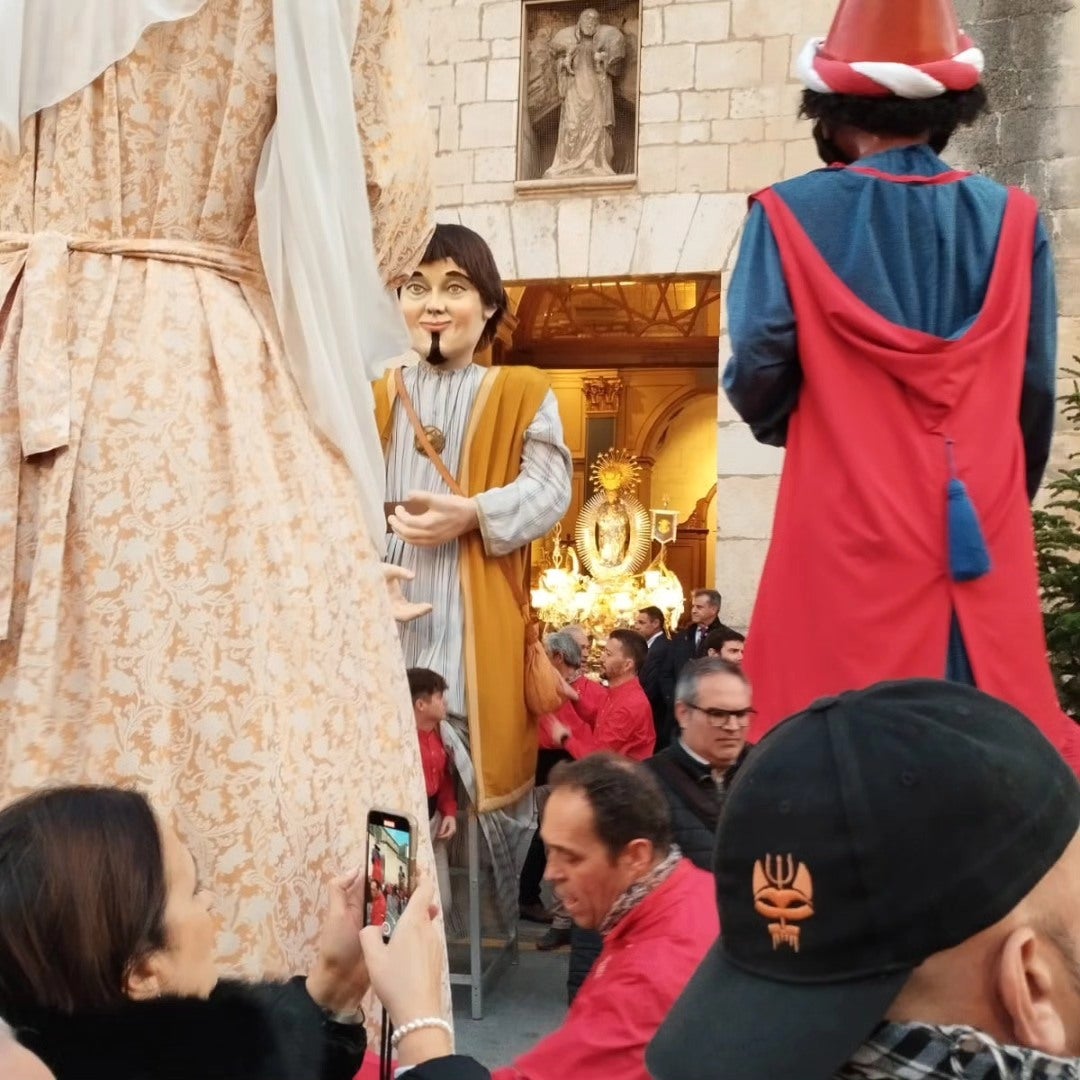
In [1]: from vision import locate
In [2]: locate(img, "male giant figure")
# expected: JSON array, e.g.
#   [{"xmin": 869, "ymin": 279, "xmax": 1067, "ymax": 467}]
[
  {"xmin": 726, "ymin": 0, "xmax": 1078, "ymax": 768},
  {"xmin": 374, "ymin": 225, "xmax": 572, "ymax": 920}
]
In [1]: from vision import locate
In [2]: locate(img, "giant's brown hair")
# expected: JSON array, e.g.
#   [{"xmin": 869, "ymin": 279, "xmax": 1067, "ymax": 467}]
[
  {"xmin": 418, "ymin": 224, "xmax": 509, "ymax": 350},
  {"xmin": 0, "ymin": 786, "xmax": 168, "ymax": 1013}
]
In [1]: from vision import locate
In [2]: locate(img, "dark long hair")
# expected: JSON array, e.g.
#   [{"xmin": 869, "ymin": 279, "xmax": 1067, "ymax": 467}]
[
  {"xmin": 0, "ymin": 786, "xmax": 168, "ymax": 1013},
  {"xmin": 800, "ymin": 86, "xmax": 989, "ymax": 156}
]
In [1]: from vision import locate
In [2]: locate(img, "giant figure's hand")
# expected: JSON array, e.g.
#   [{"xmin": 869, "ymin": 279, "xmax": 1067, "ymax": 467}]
[
  {"xmin": 381, "ymin": 564, "xmax": 433, "ymax": 623},
  {"xmin": 389, "ymin": 491, "xmax": 479, "ymax": 548}
]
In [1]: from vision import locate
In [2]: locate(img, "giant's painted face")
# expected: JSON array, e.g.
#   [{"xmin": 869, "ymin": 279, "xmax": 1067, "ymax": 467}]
[{"xmin": 399, "ymin": 258, "xmax": 495, "ymax": 367}]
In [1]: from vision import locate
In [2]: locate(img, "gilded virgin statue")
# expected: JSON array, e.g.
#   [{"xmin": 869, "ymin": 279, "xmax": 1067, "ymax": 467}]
[{"xmin": 576, "ymin": 450, "xmax": 651, "ymax": 580}]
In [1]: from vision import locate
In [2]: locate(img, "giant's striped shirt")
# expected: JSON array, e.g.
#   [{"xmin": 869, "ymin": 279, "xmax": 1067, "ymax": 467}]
[{"xmin": 385, "ymin": 360, "xmax": 572, "ymax": 715}]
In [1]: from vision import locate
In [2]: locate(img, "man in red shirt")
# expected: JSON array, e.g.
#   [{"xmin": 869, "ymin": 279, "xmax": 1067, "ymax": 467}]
[
  {"xmin": 535, "ymin": 629, "xmax": 656, "ymax": 948},
  {"xmin": 562, "ymin": 624, "xmax": 606, "ymax": 728},
  {"xmin": 501, "ymin": 754, "xmax": 716, "ymax": 1080},
  {"xmin": 521, "ymin": 629, "xmax": 589, "ymax": 927},
  {"xmin": 368, "ymin": 880, "xmax": 388, "ymax": 928},
  {"xmin": 551, "ymin": 630, "xmax": 655, "ymax": 762},
  {"xmin": 536, "ymin": 631, "xmax": 599, "ymax": 754}
]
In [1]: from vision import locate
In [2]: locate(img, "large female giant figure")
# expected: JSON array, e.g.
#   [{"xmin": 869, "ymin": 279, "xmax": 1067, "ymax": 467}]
[{"xmin": 0, "ymin": 0, "xmax": 438, "ymax": 978}]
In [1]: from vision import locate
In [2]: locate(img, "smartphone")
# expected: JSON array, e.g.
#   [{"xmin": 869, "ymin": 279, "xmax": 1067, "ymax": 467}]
[{"xmin": 364, "ymin": 808, "xmax": 417, "ymax": 940}]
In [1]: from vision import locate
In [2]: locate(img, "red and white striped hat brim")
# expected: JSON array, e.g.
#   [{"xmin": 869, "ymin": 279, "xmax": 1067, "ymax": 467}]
[{"xmin": 796, "ymin": 35, "xmax": 985, "ymax": 99}]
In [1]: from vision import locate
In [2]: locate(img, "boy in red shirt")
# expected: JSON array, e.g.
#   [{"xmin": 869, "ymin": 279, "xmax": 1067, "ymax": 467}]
[{"xmin": 408, "ymin": 668, "xmax": 457, "ymax": 911}]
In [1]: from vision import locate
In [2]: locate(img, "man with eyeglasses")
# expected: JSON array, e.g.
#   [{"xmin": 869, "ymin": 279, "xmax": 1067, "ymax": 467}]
[{"xmin": 646, "ymin": 658, "xmax": 753, "ymax": 870}]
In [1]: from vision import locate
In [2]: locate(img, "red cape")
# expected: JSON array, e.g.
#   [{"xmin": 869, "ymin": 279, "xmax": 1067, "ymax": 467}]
[{"xmin": 744, "ymin": 175, "xmax": 1079, "ymax": 770}]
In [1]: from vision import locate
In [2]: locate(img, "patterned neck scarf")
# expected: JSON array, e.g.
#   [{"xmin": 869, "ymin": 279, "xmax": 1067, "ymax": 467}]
[
  {"xmin": 597, "ymin": 846, "xmax": 682, "ymax": 938},
  {"xmin": 836, "ymin": 1022, "xmax": 1080, "ymax": 1080}
]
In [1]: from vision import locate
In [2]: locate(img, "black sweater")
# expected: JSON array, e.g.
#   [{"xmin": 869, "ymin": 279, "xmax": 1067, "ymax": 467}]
[
  {"xmin": 645, "ymin": 741, "xmax": 751, "ymax": 868},
  {"xmin": 6, "ymin": 978, "xmax": 365, "ymax": 1080}
]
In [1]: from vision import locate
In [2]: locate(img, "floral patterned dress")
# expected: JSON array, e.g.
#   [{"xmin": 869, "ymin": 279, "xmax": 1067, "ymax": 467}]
[{"xmin": 0, "ymin": 0, "xmax": 435, "ymax": 979}]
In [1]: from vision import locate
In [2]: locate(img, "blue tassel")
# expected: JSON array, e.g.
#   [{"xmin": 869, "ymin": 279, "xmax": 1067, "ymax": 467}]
[{"xmin": 947, "ymin": 475, "xmax": 991, "ymax": 582}]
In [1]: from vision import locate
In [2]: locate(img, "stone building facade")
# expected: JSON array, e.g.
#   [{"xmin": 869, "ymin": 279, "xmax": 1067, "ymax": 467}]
[
  {"xmin": 400, "ymin": 0, "xmax": 1080, "ymax": 628},
  {"xmin": 952, "ymin": 0, "xmax": 1080, "ymax": 464}
]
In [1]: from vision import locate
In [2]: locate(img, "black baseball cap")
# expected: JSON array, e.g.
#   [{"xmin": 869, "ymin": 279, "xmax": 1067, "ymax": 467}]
[{"xmin": 647, "ymin": 679, "xmax": 1080, "ymax": 1080}]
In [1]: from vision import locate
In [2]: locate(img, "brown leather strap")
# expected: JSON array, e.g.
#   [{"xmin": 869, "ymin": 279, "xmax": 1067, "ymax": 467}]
[
  {"xmin": 394, "ymin": 367, "xmax": 465, "ymax": 497},
  {"xmin": 391, "ymin": 367, "xmax": 530, "ymax": 611}
]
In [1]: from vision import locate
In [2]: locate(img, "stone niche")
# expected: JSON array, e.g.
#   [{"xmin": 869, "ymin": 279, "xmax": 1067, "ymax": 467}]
[{"xmin": 518, "ymin": 0, "xmax": 641, "ymax": 189}]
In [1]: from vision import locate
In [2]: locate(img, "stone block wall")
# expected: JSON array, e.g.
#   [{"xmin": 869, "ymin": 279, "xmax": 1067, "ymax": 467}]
[
  {"xmin": 401, "ymin": 0, "xmax": 1080, "ymax": 628},
  {"xmin": 952, "ymin": 0, "xmax": 1080, "ymax": 475},
  {"xmin": 402, "ymin": 0, "xmax": 834, "ymax": 283}
]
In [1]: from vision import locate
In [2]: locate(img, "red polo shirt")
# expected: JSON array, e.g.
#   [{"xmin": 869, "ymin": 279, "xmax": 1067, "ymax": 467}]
[
  {"xmin": 417, "ymin": 727, "xmax": 456, "ymax": 818},
  {"xmin": 565, "ymin": 678, "xmax": 655, "ymax": 762},
  {"xmin": 572, "ymin": 674, "xmax": 607, "ymax": 729}
]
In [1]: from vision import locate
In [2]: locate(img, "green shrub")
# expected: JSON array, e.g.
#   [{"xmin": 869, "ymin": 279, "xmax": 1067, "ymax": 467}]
[{"xmin": 1034, "ymin": 364, "xmax": 1080, "ymax": 717}]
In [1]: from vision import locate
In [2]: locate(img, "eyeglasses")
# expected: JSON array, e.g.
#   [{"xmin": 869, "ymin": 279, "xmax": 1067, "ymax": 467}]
[{"xmin": 686, "ymin": 704, "xmax": 756, "ymax": 728}]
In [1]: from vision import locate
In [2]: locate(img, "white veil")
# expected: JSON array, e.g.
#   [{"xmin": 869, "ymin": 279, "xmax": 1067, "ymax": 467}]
[
  {"xmin": 255, "ymin": 0, "xmax": 414, "ymax": 550},
  {"xmin": 0, "ymin": 1, "xmax": 207, "ymax": 158}
]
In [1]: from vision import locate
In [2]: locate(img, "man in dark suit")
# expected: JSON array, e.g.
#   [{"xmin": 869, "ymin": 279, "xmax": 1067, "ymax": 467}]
[
  {"xmin": 663, "ymin": 590, "xmax": 731, "ymax": 733},
  {"xmin": 635, "ymin": 606, "xmax": 673, "ymax": 747}
]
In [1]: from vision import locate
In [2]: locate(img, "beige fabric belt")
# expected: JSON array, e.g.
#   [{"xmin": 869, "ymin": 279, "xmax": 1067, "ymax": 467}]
[{"xmin": 0, "ymin": 231, "xmax": 264, "ymax": 643}]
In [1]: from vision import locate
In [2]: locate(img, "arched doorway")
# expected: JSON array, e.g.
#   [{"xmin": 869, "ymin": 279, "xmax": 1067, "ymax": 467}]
[{"xmin": 497, "ymin": 274, "xmax": 722, "ymax": 599}]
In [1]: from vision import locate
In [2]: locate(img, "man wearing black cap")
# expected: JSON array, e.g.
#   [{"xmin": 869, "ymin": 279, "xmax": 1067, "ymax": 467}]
[{"xmin": 647, "ymin": 679, "xmax": 1080, "ymax": 1080}]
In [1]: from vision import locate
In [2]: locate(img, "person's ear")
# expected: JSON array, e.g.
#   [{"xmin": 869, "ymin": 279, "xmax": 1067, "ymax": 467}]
[
  {"xmin": 622, "ymin": 838, "xmax": 655, "ymax": 878},
  {"xmin": 674, "ymin": 701, "xmax": 691, "ymax": 730},
  {"xmin": 125, "ymin": 951, "xmax": 166, "ymax": 1001},
  {"xmin": 482, "ymin": 304, "xmax": 497, "ymax": 321},
  {"xmin": 997, "ymin": 927, "xmax": 1069, "ymax": 1055}
]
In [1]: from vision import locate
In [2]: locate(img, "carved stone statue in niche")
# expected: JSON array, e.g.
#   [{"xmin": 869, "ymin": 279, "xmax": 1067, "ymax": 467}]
[
  {"xmin": 546, "ymin": 9, "xmax": 624, "ymax": 177},
  {"xmin": 520, "ymin": 1, "xmax": 639, "ymax": 182}
]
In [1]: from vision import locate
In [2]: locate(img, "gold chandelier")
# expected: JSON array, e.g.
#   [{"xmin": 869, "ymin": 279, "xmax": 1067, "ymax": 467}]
[{"xmin": 531, "ymin": 450, "xmax": 685, "ymax": 640}]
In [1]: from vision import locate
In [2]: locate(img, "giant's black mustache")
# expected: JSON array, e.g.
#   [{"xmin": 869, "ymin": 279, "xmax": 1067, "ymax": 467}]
[{"xmin": 427, "ymin": 331, "xmax": 446, "ymax": 365}]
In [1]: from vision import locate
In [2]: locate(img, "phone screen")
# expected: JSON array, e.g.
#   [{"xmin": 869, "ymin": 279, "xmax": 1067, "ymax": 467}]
[{"xmin": 365, "ymin": 809, "xmax": 415, "ymax": 940}]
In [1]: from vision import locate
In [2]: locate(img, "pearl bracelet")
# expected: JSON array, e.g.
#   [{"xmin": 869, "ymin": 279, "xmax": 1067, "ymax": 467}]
[{"xmin": 390, "ymin": 1016, "xmax": 453, "ymax": 1050}]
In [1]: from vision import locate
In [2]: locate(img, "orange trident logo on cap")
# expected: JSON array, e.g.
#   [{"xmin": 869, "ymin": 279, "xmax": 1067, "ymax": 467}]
[{"xmin": 753, "ymin": 854, "xmax": 815, "ymax": 952}]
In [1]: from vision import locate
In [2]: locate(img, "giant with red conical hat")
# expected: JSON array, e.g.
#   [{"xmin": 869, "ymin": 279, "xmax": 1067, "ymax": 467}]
[
  {"xmin": 797, "ymin": 0, "xmax": 984, "ymax": 99},
  {"xmin": 723, "ymin": 0, "xmax": 1080, "ymax": 768}
]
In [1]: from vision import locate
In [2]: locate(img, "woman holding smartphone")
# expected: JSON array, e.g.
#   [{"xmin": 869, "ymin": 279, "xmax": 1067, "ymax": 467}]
[{"xmin": 0, "ymin": 786, "xmax": 372, "ymax": 1080}]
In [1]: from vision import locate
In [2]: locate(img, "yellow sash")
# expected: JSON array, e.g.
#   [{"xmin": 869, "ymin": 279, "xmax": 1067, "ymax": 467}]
[{"xmin": 374, "ymin": 365, "xmax": 551, "ymax": 810}]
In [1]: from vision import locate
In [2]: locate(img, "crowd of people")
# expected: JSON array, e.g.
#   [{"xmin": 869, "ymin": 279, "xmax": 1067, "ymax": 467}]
[
  {"xmin": 0, "ymin": 0, "xmax": 1077, "ymax": 1077},
  {"xmin": 8, "ymin": 675, "xmax": 1078, "ymax": 1080}
]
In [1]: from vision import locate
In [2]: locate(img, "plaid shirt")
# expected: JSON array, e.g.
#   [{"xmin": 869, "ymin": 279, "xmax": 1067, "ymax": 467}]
[{"xmin": 836, "ymin": 1022, "xmax": 1080, "ymax": 1079}]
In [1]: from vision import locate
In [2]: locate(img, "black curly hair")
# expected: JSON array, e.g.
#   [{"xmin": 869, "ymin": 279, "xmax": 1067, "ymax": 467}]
[{"xmin": 800, "ymin": 85, "xmax": 989, "ymax": 160}]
